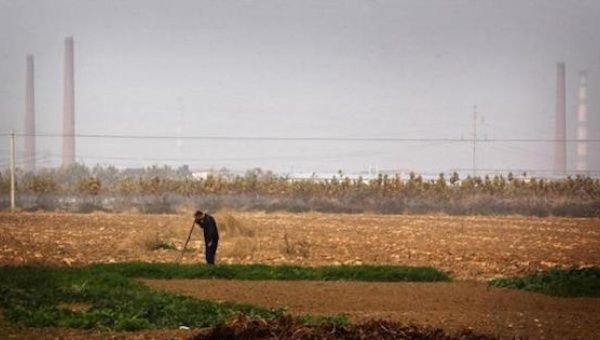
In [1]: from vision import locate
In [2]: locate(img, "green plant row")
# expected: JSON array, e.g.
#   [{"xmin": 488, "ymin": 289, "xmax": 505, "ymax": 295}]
[
  {"xmin": 0, "ymin": 263, "xmax": 448, "ymax": 331},
  {"xmin": 489, "ymin": 267, "xmax": 600, "ymax": 297},
  {"xmin": 0, "ymin": 265, "xmax": 283, "ymax": 331},
  {"xmin": 90, "ymin": 262, "xmax": 451, "ymax": 282}
]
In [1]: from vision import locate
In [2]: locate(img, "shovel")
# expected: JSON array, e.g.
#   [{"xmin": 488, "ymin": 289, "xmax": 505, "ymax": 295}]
[{"xmin": 176, "ymin": 220, "xmax": 196, "ymax": 263}]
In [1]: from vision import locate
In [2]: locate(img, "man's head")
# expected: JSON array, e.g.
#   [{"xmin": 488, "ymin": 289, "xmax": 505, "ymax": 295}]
[{"xmin": 194, "ymin": 210, "xmax": 205, "ymax": 220}]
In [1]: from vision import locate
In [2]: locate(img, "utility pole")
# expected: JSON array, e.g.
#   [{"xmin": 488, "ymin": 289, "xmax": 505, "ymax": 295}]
[
  {"xmin": 10, "ymin": 130, "xmax": 16, "ymax": 211},
  {"xmin": 472, "ymin": 105, "xmax": 477, "ymax": 177}
]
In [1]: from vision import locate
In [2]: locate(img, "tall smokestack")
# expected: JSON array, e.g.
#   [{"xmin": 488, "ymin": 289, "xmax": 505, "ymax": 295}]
[
  {"xmin": 576, "ymin": 70, "xmax": 588, "ymax": 173},
  {"xmin": 62, "ymin": 37, "xmax": 75, "ymax": 167},
  {"xmin": 554, "ymin": 62, "xmax": 566, "ymax": 175},
  {"xmin": 24, "ymin": 54, "xmax": 36, "ymax": 172}
]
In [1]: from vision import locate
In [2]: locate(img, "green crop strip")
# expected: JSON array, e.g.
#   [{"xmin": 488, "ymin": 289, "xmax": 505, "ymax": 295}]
[
  {"xmin": 0, "ymin": 263, "xmax": 447, "ymax": 331},
  {"xmin": 0, "ymin": 265, "xmax": 283, "ymax": 331},
  {"xmin": 90, "ymin": 262, "xmax": 450, "ymax": 282},
  {"xmin": 489, "ymin": 267, "xmax": 600, "ymax": 297}
]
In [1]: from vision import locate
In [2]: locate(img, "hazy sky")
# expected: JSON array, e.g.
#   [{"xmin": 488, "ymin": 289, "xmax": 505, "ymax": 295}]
[{"xmin": 1, "ymin": 0, "xmax": 599, "ymax": 175}]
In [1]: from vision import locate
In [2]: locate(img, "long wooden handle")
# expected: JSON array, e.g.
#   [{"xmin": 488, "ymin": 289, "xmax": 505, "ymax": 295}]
[{"xmin": 177, "ymin": 220, "xmax": 196, "ymax": 263}]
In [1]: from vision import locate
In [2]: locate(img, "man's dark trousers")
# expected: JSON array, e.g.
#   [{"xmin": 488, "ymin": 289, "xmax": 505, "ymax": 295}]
[
  {"xmin": 197, "ymin": 213, "xmax": 219, "ymax": 265},
  {"xmin": 206, "ymin": 240, "xmax": 218, "ymax": 265}
]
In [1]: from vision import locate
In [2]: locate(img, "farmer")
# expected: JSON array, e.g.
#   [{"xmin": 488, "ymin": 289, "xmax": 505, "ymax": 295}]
[{"xmin": 194, "ymin": 210, "xmax": 220, "ymax": 265}]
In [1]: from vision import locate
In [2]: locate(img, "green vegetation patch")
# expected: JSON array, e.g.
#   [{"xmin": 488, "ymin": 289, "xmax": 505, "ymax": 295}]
[
  {"xmin": 91, "ymin": 262, "xmax": 450, "ymax": 282},
  {"xmin": 147, "ymin": 241, "xmax": 177, "ymax": 251},
  {"xmin": 489, "ymin": 267, "xmax": 600, "ymax": 297},
  {"xmin": 0, "ymin": 265, "xmax": 283, "ymax": 331},
  {"xmin": 0, "ymin": 263, "xmax": 447, "ymax": 331}
]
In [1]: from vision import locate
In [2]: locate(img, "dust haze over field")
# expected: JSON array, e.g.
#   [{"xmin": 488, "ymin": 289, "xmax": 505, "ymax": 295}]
[{"xmin": 1, "ymin": 0, "xmax": 600, "ymax": 173}]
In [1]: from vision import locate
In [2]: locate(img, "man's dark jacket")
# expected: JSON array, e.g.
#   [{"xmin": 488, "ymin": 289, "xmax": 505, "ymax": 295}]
[{"xmin": 197, "ymin": 214, "xmax": 219, "ymax": 244}]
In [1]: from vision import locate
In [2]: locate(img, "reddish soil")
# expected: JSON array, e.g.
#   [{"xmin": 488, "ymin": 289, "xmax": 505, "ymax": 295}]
[
  {"xmin": 1, "ymin": 211, "xmax": 599, "ymax": 280},
  {"xmin": 143, "ymin": 279, "xmax": 600, "ymax": 340}
]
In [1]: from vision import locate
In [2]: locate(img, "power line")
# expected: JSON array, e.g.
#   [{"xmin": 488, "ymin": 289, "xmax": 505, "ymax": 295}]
[
  {"xmin": 44, "ymin": 149, "xmax": 412, "ymax": 163},
  {"xmin": 7, "ymin": 133, "xmax": 600, "ymax": 143},
  {"xmin": 14, "ymin": 153, "xmax": 598, "ymax": 173}
]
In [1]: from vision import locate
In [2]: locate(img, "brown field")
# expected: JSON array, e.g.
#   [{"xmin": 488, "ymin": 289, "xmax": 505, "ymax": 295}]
[
  {"xmin": 1, "ymin": 211, "xmax": 599, "ymax": 280},
  {"xmin": 143, "ymin": 279, "xmax": 600, "ymax": 340},
  {"xmin": 1, "ymin": 211, "xmax": 600, "ymax": 339}
]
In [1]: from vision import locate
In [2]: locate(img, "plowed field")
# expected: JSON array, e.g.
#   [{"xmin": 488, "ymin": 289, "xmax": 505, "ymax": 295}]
[
  {"xmin": 1, "ymin": 211, "xmax": 598, "ymax": 280},
  {"xmin": 1, "ymin": 211, "xmax": 600, "ymax": 339},
  {"xmin": 143, "ymin": 279, "xmax": 600, "ymax": 339}
]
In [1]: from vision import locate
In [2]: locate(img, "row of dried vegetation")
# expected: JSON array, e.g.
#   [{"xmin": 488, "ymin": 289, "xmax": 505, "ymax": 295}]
[
  {"xmin": 195, "ymin": 314, "xmax": 492, "ymax": 340},
  {"xmin": 2, "ymin": 164, "xmax": 599, "ymax": 216}
]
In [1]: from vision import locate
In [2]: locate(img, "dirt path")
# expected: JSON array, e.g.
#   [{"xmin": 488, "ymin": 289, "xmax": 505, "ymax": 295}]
[{"xmin": 143, "ymin": 279, "xmax": 600, "ymax": 340}]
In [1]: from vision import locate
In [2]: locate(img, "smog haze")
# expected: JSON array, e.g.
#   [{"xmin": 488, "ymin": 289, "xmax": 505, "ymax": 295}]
[{"xmin": 1, "ymin": 0, "xmax": 599, "ymax": 175}]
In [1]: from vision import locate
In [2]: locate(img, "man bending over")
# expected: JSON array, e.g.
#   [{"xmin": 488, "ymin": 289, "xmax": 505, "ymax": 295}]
[{"xmin": 194, "ymin": 210, "xmax": 219, "ymax": 265}]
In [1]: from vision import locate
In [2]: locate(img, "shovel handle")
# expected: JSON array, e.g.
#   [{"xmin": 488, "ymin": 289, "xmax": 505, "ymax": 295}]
[{"xmin": 177, "ymin": 220, "xmax": 196, "ymax": 263}]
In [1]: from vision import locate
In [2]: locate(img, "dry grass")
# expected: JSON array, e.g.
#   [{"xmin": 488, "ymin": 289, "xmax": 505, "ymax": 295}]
[
  {"xmin": 228, "ymin": 238, "xmax": 260, "ymax": 260},
  {"xmin": 215, "ymin": 212, "xmax": 256, "ymax": 237},
  {"xmin": 215, "ymin": 211, "xmax": 311, "ymax": 262},
  {"xmin": 279, "ymin": 232, "xmax": 311, "ymax": 259},
  {"xmin": 115, "ymin": 225, "xmax": 179, "ymax": 255},
  {"xmin": 142, "ymin": 232, "xmax": 177, "ymax": 251},
  {"xmin": 215, "ymin": 212, "xmax": 260, "ymax": 262}
]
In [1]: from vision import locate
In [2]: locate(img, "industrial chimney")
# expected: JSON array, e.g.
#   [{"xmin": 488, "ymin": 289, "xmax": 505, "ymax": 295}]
[
  {"xmin": 576, "ymin": 71, "xmax": 588, "ymax": 173},
  {"xmin": 24, "ymin": 55, "xmax": 36, "ymax": 172},
  {"xmin": 62, "ymin": 37, "xmax": 75, "ymax": 167},
  {"xmin": 554, "ymin": 62, "xmax": 567, "ymax": 175}
]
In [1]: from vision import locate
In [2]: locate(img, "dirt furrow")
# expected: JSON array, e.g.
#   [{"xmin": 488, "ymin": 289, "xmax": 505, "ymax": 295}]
[{"xmin": 143, "ymin": 279, "xmax": 600, "ymax": 339}]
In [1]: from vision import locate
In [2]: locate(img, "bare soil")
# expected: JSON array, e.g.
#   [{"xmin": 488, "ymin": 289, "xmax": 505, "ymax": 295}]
[
  {"xmin": 1, "ymin": 211, "xmax": 599, "ymax": 339},
  {"xmin": 1, "ymin": 211, "xmax": 599, "ymax": 280},
  {"xmin": 143, "ymin": 279, "xmax": 600, "ymax": 340}
]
